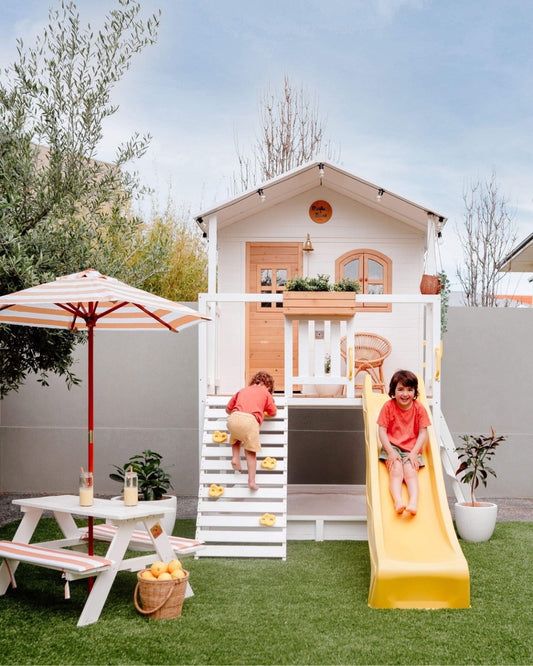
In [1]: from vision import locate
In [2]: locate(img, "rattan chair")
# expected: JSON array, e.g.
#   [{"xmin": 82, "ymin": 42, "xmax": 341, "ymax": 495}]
[{"xmin": 340, "ymin": 332, "xmax": 392, "ymax": 393}]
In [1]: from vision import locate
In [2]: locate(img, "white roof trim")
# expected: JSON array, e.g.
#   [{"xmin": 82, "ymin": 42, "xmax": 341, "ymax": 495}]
[
  {"xmin": 194, "ymin": 160, "xmax": 447, "ymax": 232},
  {"xmin": 499, "ymin": 233, "xmax": 533, "ymax": 272}
]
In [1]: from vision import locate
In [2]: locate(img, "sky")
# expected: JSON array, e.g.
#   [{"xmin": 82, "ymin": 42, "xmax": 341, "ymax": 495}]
[{"xmin": 1, "ymin": 0, "xmax": 532, "ymax": 293}]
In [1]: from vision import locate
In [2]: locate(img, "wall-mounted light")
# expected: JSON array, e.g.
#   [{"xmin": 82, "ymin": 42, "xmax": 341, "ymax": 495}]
[
  {"xmin": 303, "ymin": 233, "xmax": 314, "ymax": 252},
  {"xmin": 257, "ymin": 188, "xmax": 266, "ymax": 202},
  {"xmin": 376, "ymin": 188, "xmax": 384, "ymax": 202}
]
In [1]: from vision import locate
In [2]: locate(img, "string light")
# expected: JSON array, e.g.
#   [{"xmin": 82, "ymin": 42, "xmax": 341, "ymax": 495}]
[
  {"xmin": 257, "ymin": 188, "xmax": 266, "ymax": 202},
  {"xmin": 376, "ymin": 188, "xmax": 385, "ymax": 201}
]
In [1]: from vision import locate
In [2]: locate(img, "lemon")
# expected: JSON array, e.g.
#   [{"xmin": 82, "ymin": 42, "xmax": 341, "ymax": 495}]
[
  {"xmin": 140, "ymin": 570, "xmax": 156, "ymax": 580},
  {"xmin": 150, "ymin": 561, "xmax": 168, "ymax": 577},
  {"xmin": 171, "ymin": 568, "xmax": 187, "ymax": 580},
  {"xmin": 167, "ymin": 559, "xmax": 182, "ymax": 573}
]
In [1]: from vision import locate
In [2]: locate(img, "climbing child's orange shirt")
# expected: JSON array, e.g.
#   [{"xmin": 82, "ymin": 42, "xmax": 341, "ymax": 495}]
[
  {"xmin": 226, "ymin": 384, "xmax": 277, "ymax": 425},
  {"xmin": 377, "ymin": 399, "xmax": 431, "ymax": 452}
]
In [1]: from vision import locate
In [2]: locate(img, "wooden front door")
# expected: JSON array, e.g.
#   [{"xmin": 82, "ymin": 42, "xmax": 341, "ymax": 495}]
[{"xmin": 246, "ymin": 242, "xmax": 302, "ymax": 391}]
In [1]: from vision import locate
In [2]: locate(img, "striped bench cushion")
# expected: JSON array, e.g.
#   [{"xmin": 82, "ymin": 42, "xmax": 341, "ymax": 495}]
[
  {"xmin": 81, "ymin": 524, "xmax": 203, "ymax": 554},
  {"xmin": 0, "ymin": 541, "xmax": 112, "ymax": 573}
]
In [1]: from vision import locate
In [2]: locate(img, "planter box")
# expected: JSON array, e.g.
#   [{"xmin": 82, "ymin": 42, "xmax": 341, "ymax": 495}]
[{"xmin": 283, "ymin": 292, "xmax": 357, "ymax": 318}]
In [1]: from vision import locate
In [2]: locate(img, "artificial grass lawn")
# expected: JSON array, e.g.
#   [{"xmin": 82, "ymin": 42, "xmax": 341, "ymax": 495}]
[{"xmin": 0, "ymin": 519, "xmax": 531, "ymax": 665}]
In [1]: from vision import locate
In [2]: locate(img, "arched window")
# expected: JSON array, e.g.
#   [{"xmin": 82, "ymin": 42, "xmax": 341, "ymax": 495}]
[{"xmin": 335, "ymin": 249, "xmax": 392, "ymax": 311}]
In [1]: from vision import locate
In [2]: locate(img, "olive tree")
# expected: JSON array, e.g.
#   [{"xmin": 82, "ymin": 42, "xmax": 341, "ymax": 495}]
[{"xmin": 0, "ymin": 0, "xmax": 160, "ymax": 397}]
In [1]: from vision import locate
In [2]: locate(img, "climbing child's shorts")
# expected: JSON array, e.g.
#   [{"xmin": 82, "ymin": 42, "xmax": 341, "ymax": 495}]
[
  {"xmin": 379, "ymin": 444, "xmax": 425, "ymax": 467},
  {"xmin": 227, "ymin": 412, "xmax": 261, "ymax": 453}
]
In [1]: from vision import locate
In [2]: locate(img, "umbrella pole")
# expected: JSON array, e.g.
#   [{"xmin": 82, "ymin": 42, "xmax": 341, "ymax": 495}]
[{"xmin": 88, "ymin": 321, "xmax": 95, "ymax": 566}]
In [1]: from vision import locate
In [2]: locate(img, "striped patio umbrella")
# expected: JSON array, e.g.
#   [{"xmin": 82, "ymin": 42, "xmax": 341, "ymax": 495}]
[{"xmin": 0, "ymin": 269, "xmax": 210, "ymax": 553}]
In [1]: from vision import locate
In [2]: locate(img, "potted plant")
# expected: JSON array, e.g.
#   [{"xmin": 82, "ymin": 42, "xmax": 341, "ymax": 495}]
[
  {"xmin": 315, "ymin": 353, "xmax": 343, "ymax": 397},
  {"xmin": 454, "ymin": 428, "xmax": 506, "ymax": 542},
  {"xmin": 110, "ymin": 450, "xmax": 177, "ymax": 534},
  {"xmin": 283, "ymin": 274, "xmax": 360, "ymax": 318}
]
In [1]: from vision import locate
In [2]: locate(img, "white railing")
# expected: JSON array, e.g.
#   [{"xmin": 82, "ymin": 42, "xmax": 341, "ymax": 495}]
[
  {"xmin": 283, "ymin": 316, "xmax": 356, "ymax": 399},
  {"xmin": 197, "ymin": 291, "xmax": 461, "ymax": 494},
  {"xmin": 198, "ymin": 292, "xmax": 443, "ymax": 434}
]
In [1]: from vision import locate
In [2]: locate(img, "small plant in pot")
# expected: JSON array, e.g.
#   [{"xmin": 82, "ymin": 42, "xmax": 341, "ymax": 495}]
[
  {"xmin": 454, "ymin": 428, "xmax": 506, "ymax": 542},
  {"xmin": 110, "ymin": 450, "xmax": 176, "ymax": 534},
  {"xmin": 315, "ymin": 353, "xmax": 343, "ymax": 397}
]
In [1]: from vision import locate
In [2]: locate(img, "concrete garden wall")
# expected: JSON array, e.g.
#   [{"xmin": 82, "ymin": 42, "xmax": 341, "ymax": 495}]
[{"xmin": 1, "ymin": 306, "xmax": 531, "ymax": 498}]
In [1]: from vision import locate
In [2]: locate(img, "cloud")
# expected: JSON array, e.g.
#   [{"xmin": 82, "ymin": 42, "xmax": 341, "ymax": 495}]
[{"xmin": 373, "ymin": 0, "xmax": 427, "ymax": 21}]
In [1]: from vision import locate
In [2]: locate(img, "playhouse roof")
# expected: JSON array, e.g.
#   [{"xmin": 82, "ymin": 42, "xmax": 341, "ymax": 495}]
[
  {"xmin": 194, "ymin": 160, "xmax": 448, "ymax": 232},
  {"xmin": 499, "ymin": 232, "xmax": 533, "ymax": 272}
]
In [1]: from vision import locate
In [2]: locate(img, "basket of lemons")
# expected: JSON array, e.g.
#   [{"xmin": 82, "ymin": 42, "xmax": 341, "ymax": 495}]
[{"xmin": 134, "ymin": 559, "xmax": 189, "ymax": 620}]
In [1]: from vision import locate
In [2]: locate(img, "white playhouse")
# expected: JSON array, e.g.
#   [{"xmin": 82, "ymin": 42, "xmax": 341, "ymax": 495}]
[{"xmin": 193, "ymin": 160, "xmax": 465, "ymax": 558}]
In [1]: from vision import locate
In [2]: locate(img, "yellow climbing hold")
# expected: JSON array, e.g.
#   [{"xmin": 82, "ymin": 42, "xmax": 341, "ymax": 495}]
[
  {"xmin": 259, "ymin": 513, "xmax": 276, "ymax": 527},
  {"xmin": 212, "ymin": 431, "xmax": 228, "ymax": 443},
  {"xmin": 261, "ymin": 456, "xmax": 277, "ymax": 470},
  {"xmin": 208, "ymin": 483, "xmax": 224, "ymax": 498}
]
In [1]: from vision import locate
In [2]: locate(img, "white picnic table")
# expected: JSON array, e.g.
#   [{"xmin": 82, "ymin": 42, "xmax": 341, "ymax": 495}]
[{"xmin": 0, "ymin": 495, "xmax": 192, "ymax": 627}]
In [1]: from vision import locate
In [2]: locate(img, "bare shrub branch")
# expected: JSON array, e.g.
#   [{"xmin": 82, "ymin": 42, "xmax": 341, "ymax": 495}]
[
  {"xmin": 232, "ymin": 76, "xmax": 339, "ymax": 193},
  {"xmin": 456, "ymin": 174, "xmax": 517, "ymax": 306}
]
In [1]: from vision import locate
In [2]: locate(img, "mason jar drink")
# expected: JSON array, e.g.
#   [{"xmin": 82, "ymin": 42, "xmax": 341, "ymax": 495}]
[{"xmin": 79, "ymin": 471, "xmax": 94, "ymax": 506}]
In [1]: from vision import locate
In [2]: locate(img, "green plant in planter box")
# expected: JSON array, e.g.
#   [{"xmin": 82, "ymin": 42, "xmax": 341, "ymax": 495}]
[
  {"xmin": 455, "ymin": 429, "xmax": 506, "ymax": 505},
  {"xmin": 286, "ymin": 274, "xmax": 333, "ymax": 291},
  {"xmin": 110, "ymin": 450, "xmax": 173, "ymax": 501},
  {"xmin": 332, "ymin": 278, "xmax": 361, "ymax": 293},
  {"xmin": 285, "ymin": 274, "xmax": 361, "ymax": 292}
]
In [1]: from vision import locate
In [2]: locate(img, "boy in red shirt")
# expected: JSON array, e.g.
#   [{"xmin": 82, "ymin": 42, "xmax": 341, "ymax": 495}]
[
  {"xmin": 377, "ymin": 370, "xmax": 430, "ymax": 516},
  {"xmin": 226, "ymin": 371, "xmax": 277, "ymax": 490}
]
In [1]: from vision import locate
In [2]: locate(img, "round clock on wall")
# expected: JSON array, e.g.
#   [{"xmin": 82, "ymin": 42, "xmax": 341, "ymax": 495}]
[{"xmin": 309, "ymin": 200, "xmax": 332, "ymax": 224}]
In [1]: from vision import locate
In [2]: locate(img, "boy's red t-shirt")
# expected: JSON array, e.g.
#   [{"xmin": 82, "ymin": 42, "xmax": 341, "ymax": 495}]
[
  {"xmin": 377, "ymin": 399, "xmax": 431, "ymax": 452},
  {"xmin": 226, "ymin": 384, "xmax": 277, "ymax": 425}
]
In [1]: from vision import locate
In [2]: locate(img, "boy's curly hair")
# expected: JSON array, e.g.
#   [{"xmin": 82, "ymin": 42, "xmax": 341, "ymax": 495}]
[
  {"xmin": 249, "ymin": 371, "xmax": 275, "ymax": 394},
  {"xmin": 388, "ymin": 370, "xmax": 419, "ymax": 399}
]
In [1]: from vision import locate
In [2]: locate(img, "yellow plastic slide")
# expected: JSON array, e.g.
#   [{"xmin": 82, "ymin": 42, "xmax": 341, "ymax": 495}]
[{"xmin": 362, "ymin": 375, "xmax": 470, "ymax": 609}]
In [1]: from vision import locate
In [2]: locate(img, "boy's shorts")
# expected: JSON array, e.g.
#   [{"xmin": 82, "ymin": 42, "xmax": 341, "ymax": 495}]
[
  {"xmin": 379, "ymin": 444, "xmax": 425, "ymax": 467},
  {"xmin": 227, "ymin": 412, "xmax": 261, "ymax": 453}
]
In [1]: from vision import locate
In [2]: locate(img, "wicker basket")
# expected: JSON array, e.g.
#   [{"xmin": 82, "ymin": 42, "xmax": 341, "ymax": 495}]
[
  {"xmin": 134, "ymin": 569, "xmax": 189, "ymax": 620},
  {"xmin": 420, "ymin": 274, "xmax": 441, "ymax": 295}
]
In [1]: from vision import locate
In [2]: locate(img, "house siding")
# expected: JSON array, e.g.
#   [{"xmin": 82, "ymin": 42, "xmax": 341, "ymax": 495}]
[{"xmin": 216, "ymin": 186, "xmax": 427, "ymax": 393}]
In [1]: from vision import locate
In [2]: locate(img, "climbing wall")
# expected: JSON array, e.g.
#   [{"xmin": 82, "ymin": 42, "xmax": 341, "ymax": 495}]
[{"xmin": 195, "ymin": 395, "xmax": 288, "ymax": 558}]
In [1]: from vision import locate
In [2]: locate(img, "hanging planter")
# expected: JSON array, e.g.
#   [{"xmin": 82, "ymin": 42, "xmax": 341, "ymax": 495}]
[{"xmin": 420, "ymin": 274, "xmax": 441, "ymax": 295}]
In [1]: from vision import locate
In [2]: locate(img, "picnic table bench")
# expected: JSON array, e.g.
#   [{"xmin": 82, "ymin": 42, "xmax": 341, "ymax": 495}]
[{"xmin": 0, "ymin": 495, "xmax": 197, "ymax": 626}]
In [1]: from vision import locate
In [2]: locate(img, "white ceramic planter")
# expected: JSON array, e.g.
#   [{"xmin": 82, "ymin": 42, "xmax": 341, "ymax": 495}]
[
  {"xmin": 110, "ymin": 494, "xmax": 177, "ymax": 535},
  {"xmin": 454, "ymin": 501, "xmax": 498, "ymax": 543},
  {"xmin": 315, "ymin": 384, "xmax": 343, "ymax": 398}
]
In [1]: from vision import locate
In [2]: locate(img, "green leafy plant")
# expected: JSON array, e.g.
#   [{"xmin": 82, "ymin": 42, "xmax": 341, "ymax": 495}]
[
  {"xmin": 285, "ymin": 274, "xmax": 333, "ymax": 291},
  {"xmin": 333, "ymin": 278, "xmax": 361, "ymax": 292},
  {"xmin": 455, "ymin": 428, "xmax": 506, "ymax": 505},
  {"xmin": 285, "ymin": 274, "xmax": 360, "ymax": 292},
  {"xmin": 110, "ymin": 450, "xmax": 173, "ymax": 501},
  {"xmin": 438, "ymin": 270, "xmax": 450, "ymax": 335}
]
